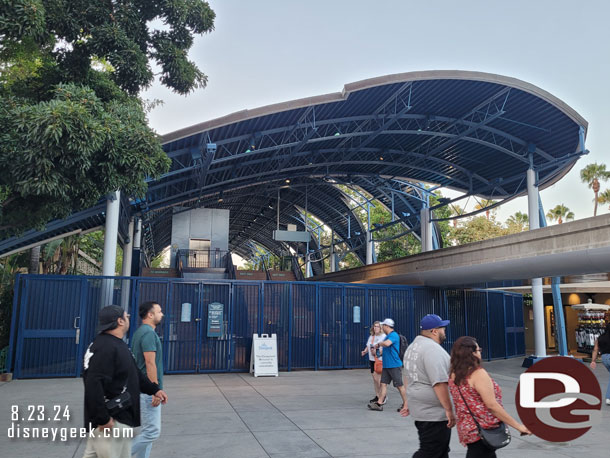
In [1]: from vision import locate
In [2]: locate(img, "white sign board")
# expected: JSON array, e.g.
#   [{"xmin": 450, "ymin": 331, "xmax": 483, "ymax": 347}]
[{"xmin": 250, "ymin": 334, "xmax": 279, "ymax": 377}]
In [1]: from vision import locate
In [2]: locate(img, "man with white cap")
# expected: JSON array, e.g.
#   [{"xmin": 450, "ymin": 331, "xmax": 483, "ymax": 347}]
[
  {"xmin": 402, "ymin": 314, "xmax": 455, "ymax": 458},
  {"xmin": 368, "ymin": 318, "xmax": 407, "ymax": 412}
]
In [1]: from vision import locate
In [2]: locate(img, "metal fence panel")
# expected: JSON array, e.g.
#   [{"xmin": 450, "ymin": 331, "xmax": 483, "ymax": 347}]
[
  {"xmin": 445, "ymin": 289, "xmax": 466, "ymax": 351},
  {"xmin": 200, "ymin": 283, "xmax": 231, "ymax": 371},
  {"xmin": 262, "ymin": 283, "xmax": 290, "ymax": 369},
  {"xmin": 488, "ymin": 292, "xmax": 507, "ymax": 359},
  {"xmin": 232, "ymin": 283, "xmax": 261, "ymax": 370},
  {"xmin": 166, "ymin": 282, "xmax": 199, "ymax": 373},
  {"xmin": 15, "ymin": 277, "xmax": 84, "ymax": 378},
  {"xmin": 291, "ymin": 283, "xmax": 316, "ymax": 369},
  {"xmin": 344, "ymin": 286, "xmax": 367, "ymax": 368},
  {"xmin": 464, "ymin": 290, "xmax": 490, "ymax": 360},
  {"xmin": 318, "ymin": 285, "xmax": 343, "ymax": 368},
  {"xmin": 389, "ymin": 288, "xmax": 413, "ymax": 342}
]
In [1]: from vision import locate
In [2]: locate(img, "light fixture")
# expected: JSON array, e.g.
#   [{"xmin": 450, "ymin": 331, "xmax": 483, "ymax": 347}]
[
  {"xmin": 379, "ymin": 156, "xmax": 384, "ymax": 161},
  {"xmin": 334, "ymin": 132, "xmax": 341, "ymax": 136},
  {"xmin": 285, "ymin": 179, "xmax": 290, "ymax": 183}
]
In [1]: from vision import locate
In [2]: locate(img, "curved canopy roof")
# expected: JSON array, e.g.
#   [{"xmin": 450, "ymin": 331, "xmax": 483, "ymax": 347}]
[{"xmin": 0, "ymin": 70, "xmax": 588, "ymax": 262}]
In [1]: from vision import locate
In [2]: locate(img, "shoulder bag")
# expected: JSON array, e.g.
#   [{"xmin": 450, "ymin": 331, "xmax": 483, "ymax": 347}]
[
  {"xmin": 457, "ymin": 384, "xmax": 511, "ymax": 450},
  {"xmin": 105, "ymin": 386, "xmax": 132, "ymax": 416},
  {"xmin": 373, "ymin": 351, "xmax": 383, "ymax": 374}
]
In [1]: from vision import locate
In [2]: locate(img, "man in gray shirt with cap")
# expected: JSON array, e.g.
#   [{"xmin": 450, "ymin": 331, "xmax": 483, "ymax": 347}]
[{"xmin": 402, "ymin": 314, "xmax": 455, "ymax": 458}]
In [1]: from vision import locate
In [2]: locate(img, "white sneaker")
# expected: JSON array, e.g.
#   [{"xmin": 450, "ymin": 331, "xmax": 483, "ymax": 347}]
[{"xmin": 606, "ymin": 398, "xmax": 610, "ymax": 406}]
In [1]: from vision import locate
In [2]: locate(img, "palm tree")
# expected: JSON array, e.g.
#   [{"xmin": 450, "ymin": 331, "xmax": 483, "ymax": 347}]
[
  {"xmin": 450, "ymin": 205, "xmax": 466, "ymax": 227},
  {"xmin": 506, "ymin": 211, "xmax": 529, "ymax": 231},
  {"xmin": 474, "ymin": 199, "xmax": 497, "ymax": 220},
  {"xmin": 580, "ymin": 163, "xmax": 610, "ymax": 216},
  {"xmin": 546, "ymin": 204, "xmax": 575, "ymax": 224},
  {"xmin": 597, "ymin": 189, "xmax": 610, "ymax": 212}
]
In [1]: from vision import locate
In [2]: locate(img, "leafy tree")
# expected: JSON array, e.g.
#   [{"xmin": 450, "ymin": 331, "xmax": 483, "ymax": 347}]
[
  {"xmin": 597, "ymin": 189, "xmax": 610, "ymax": 213},
  {"xmin": 0, "ymin": 251, "xmax": 28, "ymax": 348},
  {"xmin": 545, "ymin": 204, "xmax": 574, "ymax": 224},
  {"xmin": 451, "ymin": 215, "xmax": 506, "ymax": 245},
  {"xmin": 0, "ymin": 1, "xmax": 216, "ymax": 237},
  {"xmin": 506, "ymin": 211, "xmax": 529, "ymax": 232},
  {"xmin": 580, "ymin": 162, "xmax": 609, "ymax": 216}
]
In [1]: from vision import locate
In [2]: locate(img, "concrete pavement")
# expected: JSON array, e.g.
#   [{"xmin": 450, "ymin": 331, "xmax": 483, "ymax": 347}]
[{"xmin": 1, "ymin": 358, "xmax": 609, "ymax": 457}]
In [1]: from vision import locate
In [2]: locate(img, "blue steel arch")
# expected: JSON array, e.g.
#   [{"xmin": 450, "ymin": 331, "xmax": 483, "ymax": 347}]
[{"xmin": 0, "ymin": 71, "xmax": 588, "ymax": 268}]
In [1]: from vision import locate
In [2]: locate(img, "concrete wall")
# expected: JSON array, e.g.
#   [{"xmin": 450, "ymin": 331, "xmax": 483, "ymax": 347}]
[{"xmin": 170, "ymin": 208, "xmax": 230, "ymax": 266}]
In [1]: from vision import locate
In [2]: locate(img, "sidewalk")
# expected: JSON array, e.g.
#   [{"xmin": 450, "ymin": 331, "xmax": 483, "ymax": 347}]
[{"xmin": 1, "ymin": 358, "xmax": 609, "ymax": 457}]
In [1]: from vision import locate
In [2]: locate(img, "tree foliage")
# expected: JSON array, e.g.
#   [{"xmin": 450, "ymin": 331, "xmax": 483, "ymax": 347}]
[
  {"xmin": 0, "ymin": 0, "xmax": 216, "ymax": 237},
  {"xmin": 451, "ymin": 215, "xmax": 506, "ymax": 245},
  {"xmin": 545, "ymin": 204, "xmax": 574, "ymax": 224},
  {"xmin": 0, "ymin": 0, "xmax": 216, "ymax": 95},
  {"xmin": 597, "ymin": 189, "xmax": 610, "ymax": 212},
  {"xmin": 580, "ymin": 162, "xmax": 609, "ymax": 216},
  {"xmin": 505, "ymin": 211, "xmax": 529, "ymax": 232}
]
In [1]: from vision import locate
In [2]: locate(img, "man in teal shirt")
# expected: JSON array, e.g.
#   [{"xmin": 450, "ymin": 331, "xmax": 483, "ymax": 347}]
[{"xmin": 131, "ymin": 302, "xmax": 164, "ymax": 458}]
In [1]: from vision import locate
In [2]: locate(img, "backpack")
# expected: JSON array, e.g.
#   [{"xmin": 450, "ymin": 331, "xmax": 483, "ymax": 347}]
[{"xmin": 398, "ymin": 334, "xmax": 409, "ymax": 363}]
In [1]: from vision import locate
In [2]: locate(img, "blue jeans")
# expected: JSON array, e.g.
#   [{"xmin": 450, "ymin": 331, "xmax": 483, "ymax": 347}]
[
  {"xmin": 602, "ymin": 354, "xmax": 610, "ymax": 400},
  {"xmin": 131, "ymin": 394, "xmax": 161, "ymax": 458}
]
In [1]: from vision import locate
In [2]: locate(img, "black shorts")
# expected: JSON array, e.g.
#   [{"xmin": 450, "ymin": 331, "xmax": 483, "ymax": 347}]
[
  {"xmin": 380, "ymin": 367, "xmax": 403, "ymax": 387},
  {"xmin": 369, "ymin": 361, "xmax": 376, "ymax": 373}
]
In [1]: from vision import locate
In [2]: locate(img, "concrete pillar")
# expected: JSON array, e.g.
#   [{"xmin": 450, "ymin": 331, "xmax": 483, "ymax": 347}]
[
  {"xmin": 527, "ymin": 168, "xmax": 546, "ymax": 357},
  {"xmin": 305, "ymin": 258, "xmax": 312, "ymax": 278},
  {"xmin": 420, "ymin": 208, "xmax": 433, "ymax": 252},
  {"xmin": 101, "ymin": 191, "xmax": 120, "ymax": 307},
  {"xmin": 365, "ymin": 230, "xmax": 373, "ymax": 265}
]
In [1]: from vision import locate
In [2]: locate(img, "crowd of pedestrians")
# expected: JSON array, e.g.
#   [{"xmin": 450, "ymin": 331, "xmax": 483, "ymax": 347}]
[{"xmin": 365, "ymin": 313, "xmax": 531, "ymax": 458}]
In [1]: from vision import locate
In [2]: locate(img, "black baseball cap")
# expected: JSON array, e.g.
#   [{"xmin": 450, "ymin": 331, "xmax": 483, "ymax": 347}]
[{"xmin": 97, "ymin": 305, "xmax": 127, "ymax": 333}]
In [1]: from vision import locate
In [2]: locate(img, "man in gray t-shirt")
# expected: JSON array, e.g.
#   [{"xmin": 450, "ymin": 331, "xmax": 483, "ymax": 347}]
[{"xmin": 402, "ymin": 314, "xmax": 455, "ymax": 458}]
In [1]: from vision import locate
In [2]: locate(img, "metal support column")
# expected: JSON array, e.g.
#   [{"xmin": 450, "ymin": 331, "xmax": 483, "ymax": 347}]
[
  {"xmin": 131, "ymin": 218, "xmax": 142, "ymax": 277},
  {"xmin": 120, "ymin": 217, "xmax": 135, "ymax": 310},
  {"xmin": 420, "ymin": 207, "xmax": 433, "ymax": 252},
  {"xmin": 101, "ymin": 191, "xmax": 120, "ymax": 307},
  {"xmin": 330, "ymin": 230, "xmax": 336, "ymax": 273},
  {"xmin": 365, "ymin": 230, "xmax": 373, "ymax": 265},
  {"xmin": 526, "ymin": 165, "xmax": 546, "ymax": 358},
  {"xmin": 538, "ymin": 196, "xmax": 568, "ymax": 356},
  {"xmin": 121, "ymin": 217, "xmax": 134, "ymax": 277}
]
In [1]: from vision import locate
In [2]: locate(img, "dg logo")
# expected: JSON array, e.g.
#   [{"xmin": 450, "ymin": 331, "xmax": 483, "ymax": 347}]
[{"xmin": 516, "ymin": 356, "xmax": 602, "ymax": 441}]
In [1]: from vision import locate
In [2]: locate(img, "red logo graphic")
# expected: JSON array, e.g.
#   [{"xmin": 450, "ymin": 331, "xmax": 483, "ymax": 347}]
[{"xmin": 515, "ymin": 357, "xmax": 602, "ymax": 441}]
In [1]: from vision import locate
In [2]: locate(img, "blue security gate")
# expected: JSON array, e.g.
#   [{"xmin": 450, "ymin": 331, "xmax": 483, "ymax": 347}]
[
  {"xmin": 9, "ymin": 275, "xmax": 527, "ymax": 378},
  {"xmin": 13, "ymin": 276, "xmax": 87, "ymax": 378}
]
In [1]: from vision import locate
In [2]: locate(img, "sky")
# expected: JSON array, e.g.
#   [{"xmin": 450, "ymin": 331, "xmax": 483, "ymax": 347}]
[{"xmin": 142, "ymin": 0, "xmax": 610, "ymax": 223}]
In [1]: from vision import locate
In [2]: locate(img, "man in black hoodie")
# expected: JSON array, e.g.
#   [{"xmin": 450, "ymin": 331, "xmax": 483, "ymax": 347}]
[{"xmin": 82, "ymin": 305, "xmax": 168, "ymax": 458}]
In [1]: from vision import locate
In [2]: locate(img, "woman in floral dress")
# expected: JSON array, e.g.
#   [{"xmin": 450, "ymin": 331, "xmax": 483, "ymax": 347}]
[{"xmin": 448, "ymin": 336, "xmax": 530, "ymax": 457}]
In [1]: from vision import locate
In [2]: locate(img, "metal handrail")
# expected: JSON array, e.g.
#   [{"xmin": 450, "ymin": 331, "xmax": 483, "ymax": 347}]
[{"xmin": 176, "ymin": 249, "xmax": 229, "ymax": 269}]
